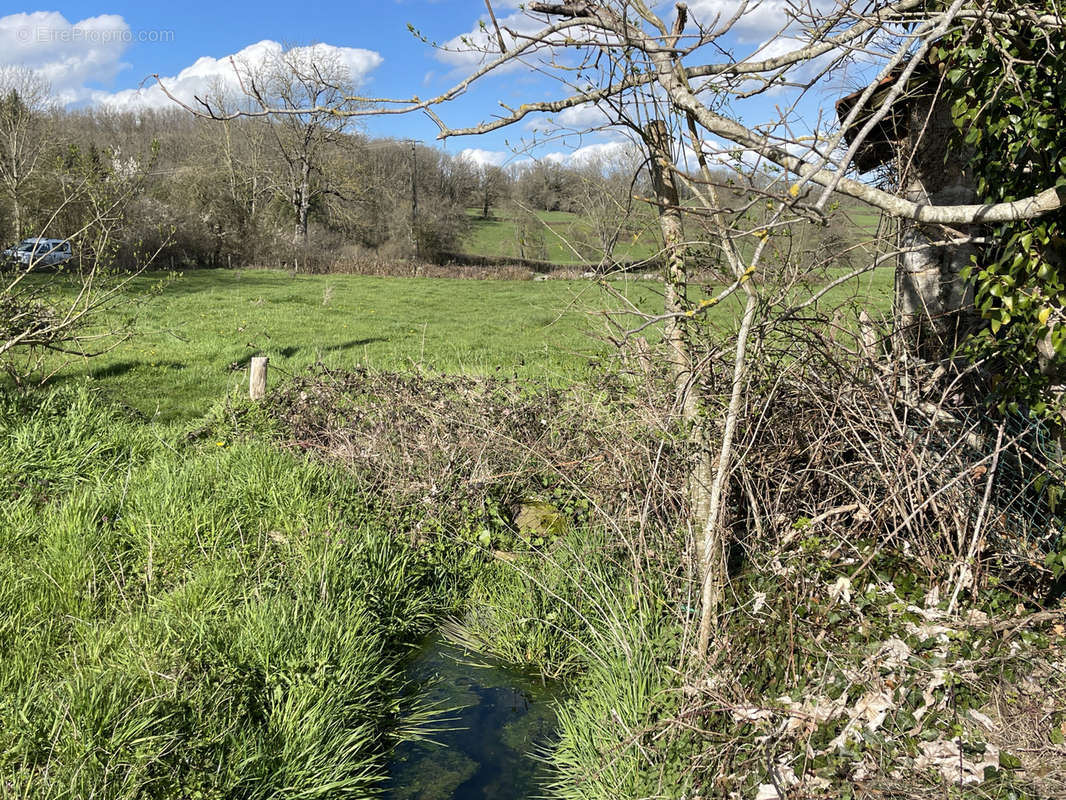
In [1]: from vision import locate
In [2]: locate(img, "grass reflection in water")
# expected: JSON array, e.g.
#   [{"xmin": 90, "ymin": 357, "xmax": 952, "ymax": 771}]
[{"xmin": 387, "ymin": 634, "xmax": 558, "ymax": 800}]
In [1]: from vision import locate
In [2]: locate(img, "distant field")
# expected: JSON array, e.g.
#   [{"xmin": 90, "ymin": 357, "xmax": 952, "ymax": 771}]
[
  {"xmin": 25, "ymin": 265, "xmax": 892, "ymax": 422},
  {"xmin": 843, "ymin": 206, "xmax": 885, "ymax": 234},
  {"xmin": 460, "ymin": 203, "xmax": 886, "ymax": 267},
  {"xmin": 461, "ymin": 208, "xmax": 661, "ymax": 265}
]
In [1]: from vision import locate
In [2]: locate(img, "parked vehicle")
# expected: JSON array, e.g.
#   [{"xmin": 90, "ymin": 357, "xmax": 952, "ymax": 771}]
[{"xmin": 2, "ymin": 238, "xmax": 73, "ymax": 267}]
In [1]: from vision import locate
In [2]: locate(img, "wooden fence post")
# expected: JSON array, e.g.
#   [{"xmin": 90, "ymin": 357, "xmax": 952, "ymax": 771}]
[{"xmin": 249, "ymin": 357, "xmax": 268, "ymax": 400}]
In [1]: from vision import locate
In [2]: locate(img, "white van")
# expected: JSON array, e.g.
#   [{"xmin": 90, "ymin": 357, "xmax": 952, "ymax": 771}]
[{"xmin": 2, "ymin": 238, "xmax": 73, "ymax": 267}]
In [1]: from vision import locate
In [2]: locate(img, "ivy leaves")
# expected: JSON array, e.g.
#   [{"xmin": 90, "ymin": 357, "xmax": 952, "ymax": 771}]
[{"xmin": 937, "ymin": 1, "xmax": 1066, "ymax": 416}]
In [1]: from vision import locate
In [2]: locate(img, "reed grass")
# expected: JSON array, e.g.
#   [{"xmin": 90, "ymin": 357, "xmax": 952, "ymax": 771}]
[
  {"xmin": 0, "ymin": 388, "xmax": 450, "ymax": 798},
  {"xmin": 453, "ymin": 528, "xmax": 692, "ymax": 799}
]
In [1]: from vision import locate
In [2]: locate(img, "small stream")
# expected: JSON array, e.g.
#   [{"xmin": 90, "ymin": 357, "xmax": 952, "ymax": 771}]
[{"xmin": 385, "ymin": 634, "xmax": 558, "ymax": 800}]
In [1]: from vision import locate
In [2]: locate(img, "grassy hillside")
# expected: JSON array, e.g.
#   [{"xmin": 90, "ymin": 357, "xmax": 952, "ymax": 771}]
[{"xmin": 459, "ymin": 202, "xmax": 885, "ymax": 267}]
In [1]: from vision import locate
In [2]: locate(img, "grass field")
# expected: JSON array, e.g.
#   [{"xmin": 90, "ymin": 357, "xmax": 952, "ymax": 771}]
[
  {"xmin": 33, "ymin": 266, "xmax": 891, "ymax": 422},
  {"xmin": 28, "ymin": 265, "xmax": 893, "ymax": 422},
  {"xmin": 0, "ymin": 389, "xmax": 462, "ymax": 798},
  {"xmin": 47, "ymin": 270, "xmax": 641, "ymax": 421}
]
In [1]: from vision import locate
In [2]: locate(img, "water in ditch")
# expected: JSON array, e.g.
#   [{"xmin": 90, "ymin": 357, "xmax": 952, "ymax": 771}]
[{"xmin": 385, "ymin": 633, "xmax": 558, "ymax": 800}]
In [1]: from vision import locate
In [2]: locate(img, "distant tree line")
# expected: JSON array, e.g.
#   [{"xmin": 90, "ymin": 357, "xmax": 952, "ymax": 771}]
[{"xmin": 0, "ymin": 64, "xmax": 663, "ymax": 272}]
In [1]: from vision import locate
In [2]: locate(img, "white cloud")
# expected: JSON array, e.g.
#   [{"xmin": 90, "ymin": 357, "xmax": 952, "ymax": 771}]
[
  {"xmin": 0, "ymin": 11, "xmax": 131, "ymax": 103},
  {"xmin": 677, "ymin": 137, "xmax": 761, "ymax": 171},
  {"xmin": 546, "ymin": 102, "xmax": 614, "ymax": 131},
  {"xmin": 685, "ymin": 0, "xmax": 792, "ymax": 40},
  {"xmin": 527, "ymin": 101, "xmax": 657, "ymax": 138},
  {"xmin": 461, "ymin": 142, "xmax": 636, "ymax": 171},
  {"xmin": 524, "ymin": 134, "xmax": 734, "ymax": 172},
  {"xmin": 751, "ymin": 33, "xmax": 807, "ymax": 61},
  {"xmin": 458, "ymin": 147, "xmax": 508, "ymax": 168},
  {"xmin": 95, "ymin": 41, "xmax": 383, "ymax": 111},
  {"xmin": 737, "ymin": 34, "xmax": 827, "ymax": 96},
  {"xmin": 685, "ymin": 0, "xmax": 840, "ymax": 42},
  {"xmin": 540, "ymin": 139, "xmax": 638, "ymax": 168},
  {"xmin": 0, "ymin": 16, "xmax": 383, "ymax": 111}
]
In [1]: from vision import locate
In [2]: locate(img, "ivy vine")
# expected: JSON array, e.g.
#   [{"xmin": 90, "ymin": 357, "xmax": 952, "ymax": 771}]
[{"xmin": 935, "ymin": 0, "xmax": 1066, "ymax": 417}]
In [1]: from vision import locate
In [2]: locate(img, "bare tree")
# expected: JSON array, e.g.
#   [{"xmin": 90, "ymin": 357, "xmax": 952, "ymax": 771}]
[
  {"xmin": 194, "ymin": 81, "xmax": 276, "ymax": 263},
  {"xmin": 571, "ymin": 144, "xmax": 648, "ymax": 269},
  {"xmin": 0, "ymin": 67, "xmax": 52, "ymax": 241},
  {"xmin": 1, "ymin": 141, "xmax": 162, "ymax": 384},
  {"xmin": 476, "ymin": 163, "xmax": 509, "ymax": 218},
  {"xmin": 238, "ymin": 45, "xmax": 360, "ymax": 248}
]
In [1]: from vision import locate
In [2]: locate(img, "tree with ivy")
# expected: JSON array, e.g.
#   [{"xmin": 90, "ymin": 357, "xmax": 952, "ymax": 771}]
[{"xmin": 935, "ymin": 0, "xmax": 1066, "ymax": 418}]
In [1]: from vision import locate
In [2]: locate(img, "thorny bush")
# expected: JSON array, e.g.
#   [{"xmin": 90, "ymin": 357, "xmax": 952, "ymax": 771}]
[{"xmin": 259, "ymin": 363, "xmax": 695, "ymax": 549}]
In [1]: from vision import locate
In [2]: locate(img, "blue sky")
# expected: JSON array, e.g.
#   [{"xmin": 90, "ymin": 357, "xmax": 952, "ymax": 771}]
[{"xmin": 0, "ymin": 2, "xmax": 863, "ymax": 167}]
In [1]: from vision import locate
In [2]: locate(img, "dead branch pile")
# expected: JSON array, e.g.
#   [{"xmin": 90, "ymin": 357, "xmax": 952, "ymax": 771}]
[
  {"xmin": 266, "ymin": 364, "xmax": 693, "ymax": 538},
  {"xmin": 733, "ymin": 322, "xmax": 1064, "ymax": 605},
  {"xmin": 670, "ymin": 322, "xmax": 1066, "ymax": 799}
]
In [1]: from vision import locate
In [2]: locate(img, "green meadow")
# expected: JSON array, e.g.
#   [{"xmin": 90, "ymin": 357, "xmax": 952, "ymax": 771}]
[
  {"xmin": 36, "ymin": 266, "xmax": 892, "ymax": 421},
  {"xmin": 50, "ymin": 270, "xmax": 636, "ymax": 420},
  {"xmin": 462, "ymin": 209, "xmax": 660, "ymax": 265}
]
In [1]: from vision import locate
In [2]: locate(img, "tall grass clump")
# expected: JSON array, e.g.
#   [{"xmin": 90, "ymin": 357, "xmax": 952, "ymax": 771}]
[{"xmin": 0, "ymin": 387, "xmax": 450, "ymax": 799}]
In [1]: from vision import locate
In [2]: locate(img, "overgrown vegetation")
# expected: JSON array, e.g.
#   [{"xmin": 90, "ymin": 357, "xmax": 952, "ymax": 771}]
[
  {"xmin": 236, "ymin": 324, "xmax": 1065, "ymax": 798},
  {"xmin": 233, "ymin": 360, "xmax": 700, "ymax": 798},
  {"xmin": 3, "ymin": 2, "xmax": 1065, "ymax": 798},
  {"xmin": 3, "ymin": 291, "xmax": 1063, "ymax": 799}
]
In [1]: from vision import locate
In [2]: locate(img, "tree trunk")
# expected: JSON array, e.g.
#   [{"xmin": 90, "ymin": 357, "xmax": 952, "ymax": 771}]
[
  {"xmin": 293, "ymin": 200, "xmax": 309, "ymax": 247},
  {"xmin": 293, "ymin": 161, "xmax": 311, "ymax": 247},
  {"xmin": 645, "ymin": 120, "xmax": 716, "ymax": 546},
  {"xmin": 645, "ymin": 123, "xmax": 692, "ymax": 396},
  {"xmin": 895, "ymin": 93, "xmax": 978, "ymax": 360},
  {"xmin": 11, "ymin": 193, "xmax": 20, "ymax": 239}
]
